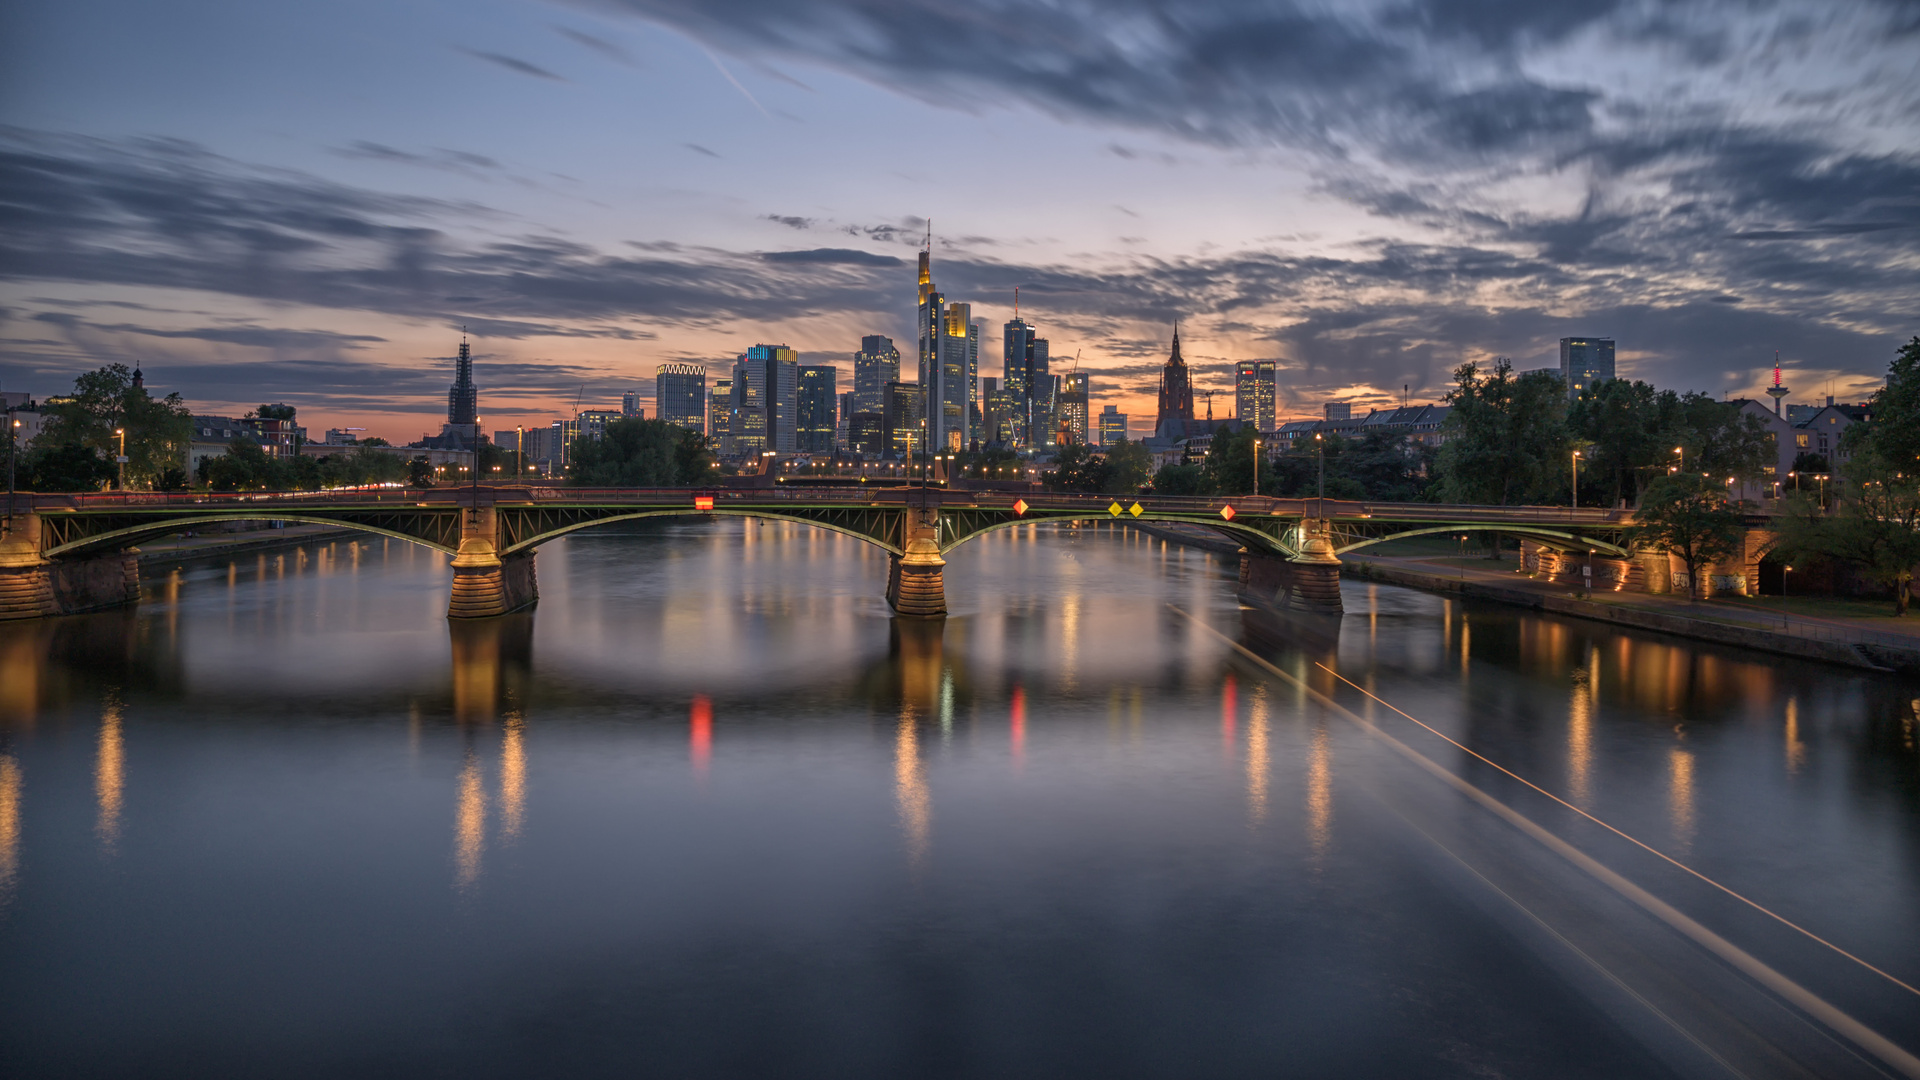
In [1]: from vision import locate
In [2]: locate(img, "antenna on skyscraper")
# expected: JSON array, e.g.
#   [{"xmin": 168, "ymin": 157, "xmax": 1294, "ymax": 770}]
[{"xmin": 1014, "ymin": 287, "xmax": 1019, "ymax": 319}]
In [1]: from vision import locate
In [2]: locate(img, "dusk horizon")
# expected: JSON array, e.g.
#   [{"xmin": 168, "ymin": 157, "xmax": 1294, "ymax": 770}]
[{"xmin": 5, "ymin": 0, "xmax": 1917, "ymax": 439}]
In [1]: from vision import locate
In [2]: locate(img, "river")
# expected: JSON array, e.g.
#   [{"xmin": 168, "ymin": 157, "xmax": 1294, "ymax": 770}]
[{"xmin": 0, "ymin": 520, "xmax": 1915, "ymax": 1078}]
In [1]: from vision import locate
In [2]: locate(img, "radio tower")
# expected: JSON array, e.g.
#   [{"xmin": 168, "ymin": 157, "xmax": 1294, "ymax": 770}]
[{"xmin": 1765, "ymin": 351, "xmax": 1790, "ymax": 417}]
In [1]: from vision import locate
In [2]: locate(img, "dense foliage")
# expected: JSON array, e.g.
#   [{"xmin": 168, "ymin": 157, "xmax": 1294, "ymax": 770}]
[
  {"xmin": 566, "ymin": 419, "xmax": 713, "ymax": 487},
  {"xmin": 1630, "ymin": 473, "xmax": 1747, "ymax": 600},
  {"xmin": 1042, "ymin": 438, "xmax": 1152, "ymax": 494},
  {"xmin": 27, "ymin": 363, "xmax": 192, "ymax": 491},
  {"xmin": 1770, "ymin": 337, "xmax": 1920, "ymax": 613}
]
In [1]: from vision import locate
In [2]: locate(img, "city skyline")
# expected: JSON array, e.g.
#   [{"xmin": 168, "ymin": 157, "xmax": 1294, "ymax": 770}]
[{"xmin": 3, "ymin": 0, "xmax": 1915, "ymax": 439}]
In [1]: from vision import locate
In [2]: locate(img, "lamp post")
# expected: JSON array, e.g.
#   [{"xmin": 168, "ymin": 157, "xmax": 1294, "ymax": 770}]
[
  {"xmin": 1315, "ymin": 431, "xmax": 1325, "ymax": 510},
  {"xmin": 1673, "ymin": 446, "xmax": 1684, "ymax": 473},
  {"xmin": 1457, "ymin": 534, "xmax": 1466, "ymax": 580},
  {"xmin": 114, "ymin": 427, "xmax": 127, "ymax": 490},
  {"xmin": 1816, "ymin": 472, "xmax": 1829, "ymax": 510},
  {"xmin": 1571, "ymin": 449, "xmax": 1581, "ymax": 509},
  {"xmin": 1783, "ymin": 565, "xmax": 1792, "ymax": 598},
  {"xmin": 1252, "ymin": 436, "xmax": 1261, "ymax": 496}
]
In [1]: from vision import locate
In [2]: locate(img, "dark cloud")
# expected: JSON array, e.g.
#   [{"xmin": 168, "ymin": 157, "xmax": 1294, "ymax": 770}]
[
  {"xmin": 764, "ymin": 215, "xmax": 814, "ymax": 229},
  {"xmin": 459, "ymin": 49, "xmax": 566, "ymax": 81},
  {"xmin": 333, "ymin": 142, "xmax": 502, "ymax": 174},
  {"xmin": 761, "ymin": 248, "xmax": 904, "ymax": 267},
  {"xmin": 551, "ymin": 25, "xmax": 636, "ymax": 64},
  {"xmin": 2, "ymin": 126, "xmax": 1911, "ymax": 414}
]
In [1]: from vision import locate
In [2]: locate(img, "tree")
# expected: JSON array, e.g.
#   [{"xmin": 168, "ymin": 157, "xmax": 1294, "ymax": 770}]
[
  {"xmin": 407, "ymin": 457, "xmax": 435, "ymax": 487},
  {"xmin": 1043, "ymin": 444, "xmax": 1110, "ymax": 493},
  {"xmin": 199, "ymin": 438, "xmax": 278, "ymax": 491},
  {"xmin": 1771, "ymin": 337, "xmax": 1920, "ymax": 614},
  {"xmin": 1568, "ymin": 378, "xmax": 1674, "ymax": 507},
  {"xmin": 1103, "ymin": 437, "xmax": 1153, "ymax": 494},
  {"xmin": 1632, "ymin": 473, "xmax": 1747, "ymax": 600},
  {"xmin": 1153, "ymin": 463, "xmax": 1204, "ymax": 495},
  {"xmin": 567, "ymin": 418, "xmax": 713, "ymax": 486},
  {"xmin": 1435, "ymin": 359, "xmax": 1570, "ymax": 506},
  {"xmin": 20, "ymin": 443, "xmax": 116, "ymax": 492},
  {"xmin": 254, "ymin": 403, "xmax": 297, "ymax": 421},
  {"xmin": 34, "ymin": 364, "xmax": 192, "ymax": 489},
  {"xmin": 1675, "ymin": 392, "xmax": 1774, "ymax": 485}
]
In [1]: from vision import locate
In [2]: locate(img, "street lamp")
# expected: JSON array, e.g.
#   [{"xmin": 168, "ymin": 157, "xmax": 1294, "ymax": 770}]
[
  {"xmin": 1571, "ymin": 449, "xmax": 1581, "ymax": 509},
  {"xmin": 1315, "ymin": 431, "xmax": 1325, "ymax": 505},
  {"xmin": 1783, "ymin": 565, "xmax": 1792, "ymax": 598},
  {"xmin": 114, "ymin": 427, "xmax": 127, "ymax": 490},
  {"xmin": 5, "ymin": 408, "xmax": 17, "ymax": 521},
  {"xmin": 1815, "ymin": 472, "xmax": 1829, "ymax": 509},
  {"xmin": 1457, "ymin": 534, "xmax": 1466, "ymax": 580},
  {"xmin": 1252, "ymin": 436, "xmax": 1261, "ymax": 496}
]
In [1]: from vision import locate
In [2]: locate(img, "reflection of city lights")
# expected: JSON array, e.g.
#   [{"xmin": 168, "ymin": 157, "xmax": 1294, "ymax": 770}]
[
  {"xmin": 454, "ymin": 751, "xmax": 485, "ymax": 889},
  {"xmin": 895, "ymin": 709, "xmax": 929, "ymax": 865},
  {"xmin": 1220, "ymin": 672, "xmax": 1237, "ymax": 750},
  {"xmin": 500, "ymin": 713, "xmax": 526, "ymax": 841},
  {"xmin": 96, "ymin": 702, "xmax": 125, "ymax": 850},
  {"xmin": 0, "ymin": 753, "xmax": 20, "ymax": 899},
  {"xmin": 1010, "ymin": 686, "xmax": 1027, "ymax": 765},
  {"xmin": 690, "ymin": 695, "xmax": 713, "ymax": 775},
  {"xmin": 1669, "ymin": 745, "xmax": 1696, "ymax": 853},
  {"xmin": 1305, "ymin": 721, "xmax": 1330, "ymax": 856}
]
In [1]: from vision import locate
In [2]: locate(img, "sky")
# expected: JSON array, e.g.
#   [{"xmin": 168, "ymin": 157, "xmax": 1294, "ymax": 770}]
[{"xmin": 2, "ymin": 0, "xmax": 1917, "ymax": 442}]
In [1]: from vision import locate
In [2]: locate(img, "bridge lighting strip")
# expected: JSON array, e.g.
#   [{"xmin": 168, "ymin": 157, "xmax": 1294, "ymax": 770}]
[{"xmin": 1167, "ymin": 605, "xmax": 1920, "ymax": 1080}]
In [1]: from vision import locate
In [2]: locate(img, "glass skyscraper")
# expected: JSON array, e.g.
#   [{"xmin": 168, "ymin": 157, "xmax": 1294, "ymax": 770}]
[
  {"xmin": 1235, "ymin": 360, "xmax": 1276, "ymax": 432},
  {"xmin": 1559, "ymin": 337, "xmax": 1616, "ymax": 399},
  {"xmin": 797, "ymin": 365, "xmax": 838, "ymax": 452},
  {"xmin": 655, "ymin": 363, "xmax": 705, "ymax": 432}
]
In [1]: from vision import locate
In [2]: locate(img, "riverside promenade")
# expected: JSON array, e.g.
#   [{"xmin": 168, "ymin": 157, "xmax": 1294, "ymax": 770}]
[{"xmin": 1344, "ymin": 552, "xmax": 1920, "ymax": 674}]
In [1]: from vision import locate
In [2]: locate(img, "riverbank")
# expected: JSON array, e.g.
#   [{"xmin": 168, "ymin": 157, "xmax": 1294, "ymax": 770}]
[
  {"xmin": 134, "ymin": 524, "xmax": 357, "ymax": 566},
  {"xmin": 1345, "ymin": 555, "xmax": 1920, "ymax": 674}
]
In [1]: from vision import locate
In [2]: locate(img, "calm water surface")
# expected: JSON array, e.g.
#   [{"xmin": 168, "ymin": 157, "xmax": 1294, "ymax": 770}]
[{"xmin": 1, "ymin": 521, "xmax": 1916, "ymax": 1078}]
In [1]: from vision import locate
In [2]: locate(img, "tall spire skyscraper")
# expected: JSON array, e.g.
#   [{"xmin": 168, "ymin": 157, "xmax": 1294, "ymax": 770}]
[
  {"xmin": 448, "ymin": 333, "xmax": 478, "ymax": 427},
  {"xmin": 914, "ymin": 227, "xmax": 971, "ymax": 451},
  {"xmin": 1155, "ymin": 324, "xmax": 1194, "ymax": 437}
]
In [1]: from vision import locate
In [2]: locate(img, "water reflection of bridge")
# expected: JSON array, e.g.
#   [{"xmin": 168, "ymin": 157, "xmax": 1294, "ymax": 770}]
[{"xmin": 2, "ymin": 488, "xmax": 1639, "ymax": 621}]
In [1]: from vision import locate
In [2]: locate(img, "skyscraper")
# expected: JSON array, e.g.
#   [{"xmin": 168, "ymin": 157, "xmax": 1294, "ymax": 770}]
[
  {"xmin": 1059, "ymin": 372, "xmax": 1090, "ymax": 446},
  {"xmin": 739, "ymin": 344, "xmax": 799, "ymax": 452},
  {"xmin": 1235, "ymin": 360, "xmax": 1276, "ymax": 432},
  {"xmin": 883, "ymin": 381, "xmax": 925, "ymax": 459},
  {"xmin": 797, "ymin": 365, "xmax": 838, "ymax": 452},
  {"xmin": 1559, "ymin": 337, "xmax": 1616, "ymax": 399},
  {"xmin": 853, "ymin": 335, "xmax": 899, "ymax": 415},
  {"xmin": 1155, "ymin": 326, "xmax": 1195, "ymax": 437},
  {"xmin": 709, "ymin": 376, "xmax": 733, "ymax": 455},
  {"xmin": 447, "ymin": 335, "xmax": 478, "ymax": 427},
  {"xmin": 621, "ymin": 390, "xmax": 643, "ymax": 418},
  {"xmin": 1098, "ymin": 405, "xmax": 1128, "ymax": 447},
  {"xmin": 1003, "ymin": 316, "xmax": 1050, "ymax": 449},
  {"xmin": 933, "ymin": 302, "xmax": 976, "ymax": 450},
  {"xmin": 656, "ymin": 363, "xmax": 706, "ymax": 432}
]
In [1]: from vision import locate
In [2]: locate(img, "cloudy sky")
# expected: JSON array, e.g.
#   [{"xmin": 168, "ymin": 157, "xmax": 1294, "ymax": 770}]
[{"xmin": 2, "ymin": 0, "xmax": 1917, "ymax": 441}]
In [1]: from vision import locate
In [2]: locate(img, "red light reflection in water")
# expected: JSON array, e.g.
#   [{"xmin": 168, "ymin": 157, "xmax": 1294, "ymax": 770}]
[
  {"xmin": 1221, "ymin": 672, "xmax": 1238, "ymax": 750},
  {"xmin": 690, "ymin": 695, "xmax": 712, "ymax": 774},
  {"xmin": 1010, "ymin": 686, "xmax": 1027, "ymax": 766}
]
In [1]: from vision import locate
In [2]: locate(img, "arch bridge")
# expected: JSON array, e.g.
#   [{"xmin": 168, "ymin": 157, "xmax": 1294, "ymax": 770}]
[{"xmin": 0, "ymin": 487, "xmax": 1638, "ymax": 621}]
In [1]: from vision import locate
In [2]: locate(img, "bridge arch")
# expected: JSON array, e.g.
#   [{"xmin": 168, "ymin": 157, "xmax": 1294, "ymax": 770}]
[
  {"xmin": 936, "ymin": 512, "xmax": 1297, "ymax": 558},
  {"xmin": 42, "ymin": 513, "xmax": 461, "ymax": 559},
  {"xmin": 1334, "ymin": 524, "xmax": 1631, "ymax": 558},
  {"xmin": 498, "ymin": 507, "xmax": 908, "ymax": 556}
]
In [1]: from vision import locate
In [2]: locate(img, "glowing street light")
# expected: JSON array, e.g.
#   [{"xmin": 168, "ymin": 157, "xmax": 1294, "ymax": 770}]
[{"xmin": 114, "ymin": 427, "xmax": 127, "ymax": 489}]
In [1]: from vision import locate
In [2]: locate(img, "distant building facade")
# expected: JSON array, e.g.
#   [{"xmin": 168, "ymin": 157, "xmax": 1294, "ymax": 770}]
[
  {"xmin": 1059, "ymin": 372, "xmax": 1090, "ymax": 446},
  {"xmin": 1560, "ymin": 337, "xmax": 1616, "ymax": 399},
  {"xmin": 853, "ymin": 335, "xmax": 900, "ymax": 415},
  {"xmin": 1235, "ymin": 360, "xmax": 1276, "ymax": 433},
  {"xmin": 655, "ymin": 363, "xmax": 706, "ymax": 432},
  {"xmin": 797, "ymin": 365, "xmax": 838, "ymax": 452},
  {"xmin": 1098, "ymin": 405, "xmax": 1127, "ymax": 447}
]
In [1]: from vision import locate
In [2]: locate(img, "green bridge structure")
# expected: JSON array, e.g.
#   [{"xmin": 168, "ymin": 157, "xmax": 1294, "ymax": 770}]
[{"xmin": 0, "ymin": 486, "xmax": 1640, "ymax": 621}]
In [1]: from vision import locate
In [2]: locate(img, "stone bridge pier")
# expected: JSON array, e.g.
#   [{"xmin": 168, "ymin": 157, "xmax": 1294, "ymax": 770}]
[
  {"xmin": 885, "ymin": 508, "xmax": 946, "ymax": 619},
  {"xmin": 1238, "ymin": 518, "xmax": 1344, "ymax": 616},
  {"xmin": 447, "ymin": 504, "xmax": 539, "ymax": 619},
  {"xmin": 1, "ymin": 513, "xmax": 140, "ymax": 621}
]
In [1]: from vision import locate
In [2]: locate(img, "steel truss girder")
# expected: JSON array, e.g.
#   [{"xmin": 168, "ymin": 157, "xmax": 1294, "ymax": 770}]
[
  {"xmin": 38, "ymin": 507, "xmax": 463, "ymax": 557},
  {"xmin": 1329, "ymin": 521, "xmax": 1632, "ymax": 557},
  {"xmin": 494, "ymin": 504, "xmax": 908, "ymax": 555}
]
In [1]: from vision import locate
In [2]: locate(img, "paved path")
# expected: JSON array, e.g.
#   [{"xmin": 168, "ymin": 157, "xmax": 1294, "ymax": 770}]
[{"xmin": 1359, "ymin": 554, "xmax": 1920, "ymax": 647}]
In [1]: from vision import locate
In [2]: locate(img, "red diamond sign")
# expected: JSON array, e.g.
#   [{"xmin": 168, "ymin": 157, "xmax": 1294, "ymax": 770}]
[
  {"xmin": 1012, "ymin": 499, "xmax": 1028, "ymax": 516},
  {"xmin": 1219, "ymin": 504, "xmax": 1236, "ymax": 521}
]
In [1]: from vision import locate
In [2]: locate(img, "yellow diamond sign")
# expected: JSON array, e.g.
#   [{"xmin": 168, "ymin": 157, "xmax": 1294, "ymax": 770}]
[
  {"xmin": 1219, "ymin": 504, "xmax": 1236, "ymax": 521},
  {"xmin": 1129, "ymin": 502, "xmax": 1144, "ymax": 517},
  {"xmin": 1108, "ymin": 501, "xmax": 1124, "ymax": 517}
]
